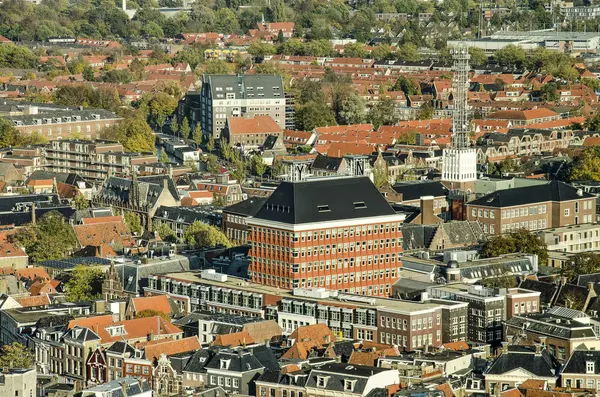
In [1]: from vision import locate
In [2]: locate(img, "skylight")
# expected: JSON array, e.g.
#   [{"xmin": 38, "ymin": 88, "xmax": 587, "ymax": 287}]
[{"xmin": 353, "ymin": 201, "xmax": 367, "ymax": 209}]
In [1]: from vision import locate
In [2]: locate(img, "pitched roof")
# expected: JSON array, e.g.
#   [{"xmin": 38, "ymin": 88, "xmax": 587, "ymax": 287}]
[
  {"xmin": 519, "ymin": 279, "xmax": 559, "ymax": 305},
  {"xmin": 81, "ymin": 216, "xmax": 123, "ymax": 224},
  {"xmin": 68, "ymin": 314, "xmax": 182, "ymax": 344},
  {"xmin": 442, "ymin": 341, "xmax": 469, "ymax": 351},
  {"xmin": 227, "ymin": 115, "xmax": 282, "ymax": 135},
  {"xmin": 15, "ymin": 294, "xmax": 51, "ymax": 307},
  {"xmin": 393, "ymin": 181, "xmax": 448, "ymax": 201},
  {"xmin": 348, "ymin": 351, "xmax": 381, "ymax": 366},
  {"xmin": 487, "ymin": 108, "xmax": 558, "ymax": 121},
  {"xmin": 500, "ymin": 388, "xmax": 524, "ymax": 397},
  {"xmin": 131, "ymin": 295, "xmax": 173, "ymax": 315},
  {"xmin": 253, "ymin": 177, "xmax": 396, "ymax": 225},
  {"xmin": 143, "ymin": 336, "xmax": 201, "ymax": 360},
  {"xmin": 72, "ymin": 220, "xmax": 134, "ymax": 250},
  {"xmin": 213, "ymin": 330, "xmax": 255, "ymax": 347},
  {"xmin": 469, "ymin": 180, "xmax": 594, "ymax": 208},
  {"xmin": 562, "ymin": 350, "xmax": 600, "ymax": 374},
  {"xmin": 485, "ymin": 347, "xmax": 557, "ymax": 377}
]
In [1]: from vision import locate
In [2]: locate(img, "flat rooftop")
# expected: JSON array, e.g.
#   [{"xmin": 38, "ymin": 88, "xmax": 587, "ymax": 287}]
[{"xmin": 156, "ymin": 271, "xmax": 442, "ymax": 314}]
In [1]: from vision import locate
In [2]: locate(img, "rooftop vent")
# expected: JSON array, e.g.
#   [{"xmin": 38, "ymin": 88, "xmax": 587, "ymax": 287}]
[
  {"xmin": 353, "ymin": 201, "xmax": 367, "ymax": 209},
  {"xmin": 317, "ymin": 205, "xmax": 330, "ymax": 213}
]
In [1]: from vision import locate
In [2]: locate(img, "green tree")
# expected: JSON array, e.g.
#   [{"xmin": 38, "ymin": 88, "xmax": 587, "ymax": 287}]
[
  {"xmin": 148, "ymin": 92, "xmax": 178, "ymax": 130},
  {"xmin": 481, "ymin": 272, "xmax": 517, "ymax": 289},
  {"xmin": 124, "ymin": 211, "xmax": 143, "ymax": 235},
  {"xmin": 180, "ymin": 117, "xmax": 191, "ymax": 139},
  {"xmin": 371, "ymin": 44, "xmax": 393, "ymax": 61},
  {"xmin": 397, "ymin": 43, "xmax": 420, "ymax": 62},
  {"xmin": 269, "ymin": 0, "xmax": 286, "ymax": 22},
  {"xmin": 481, "ymin": 229, "xmax": 548, "ymax": 264},
  {"xmin": 100, "ymin": 115, "xmax": 155, "ymax": 153},
  {"xmin": 368, "ymin": 98, "xmax": 399, "ymax": 129},
  {"xmin": 494, "ymin": 44, "xmax": 526, "ymax": 68},
  {"xmin": 561, "ymin": 252, "xmax": 600, "ymax": 282},
  {"xmin": 540, "ymin": 82, "xmax": 559, "ymax": 102},
  {"xmin": 135, "ymin": 309, "xmax": 171, "ymax": 321},
  {"xmin": 183, "ymin": 221, "xmax": 231, "ymax": 248},
  {"xmin": 129, "ymin": 58, "xmax": 146, "ymax": 81},
  {"xmin": 204, "ymin": 59, "xmax": 233, "ymax": 74},
  {"xmin": 73, "ymin": 194, "xmax": 89, "ymax": 210},
  {"xmin": 170, "ymin": 118, "xmax": 179, "ymax": 137},
  {"xmin": 230, "ymin": 158, "xmax": 247, "ymax": 183},
  {"xmin": 339, "ymin": 93, "xmax": 367, "ymax": 125},
  {"xmin": 468, "ymin": 47, "xmax": 488, "ymax": 66},
  {"xmin": 0, "ymin": 45, "xmax": 39, "ymax": 69},
  {"xmin": 156, "ymin": 223, "xmax": 177, "ymax": 243},
  {"xmin": 82, "ymin": 66, "xmax": 95, "ymax": 82},
  {"xmin": 372, "ymin": 164, "xmax": 388, "ymax": 188},
  {"xmin": 193, "ymin": 124, "xmax": 203, "ymax": 145},
  {"xmin": 206, "ymin": 135, "xmax": 215, "ymax": 152},
  {"xmin": 391, "ymin": 76, "xmax": 420, "ymax": 95},
  {"xmin": 184, "ymin": 159, "xmax": 199, "ymax": 172},
  {"xmin": 0, "ymin": 119, "xmax": 26, "ymax": 148},
  {"xmin": 159, "ymin": 151, "xmax": 169, "ymax": 163},
  {"xmin": 0, "ymin": 343, "xmax": 34, "ymax": 369},
  {"xmin": 250, "ymin": 154, "xmax": 267, "ymax": 176},
  {"xmin": 205, "ymin": 154, "xmax": 220, "ymax": 174},
  {"xmin": 102, "ymin": 69, "xmax": 132, "ymax": 84},
  {"xmin": 417, "ymin": 102, "xmax": 434, "ymax": 120},
  {"xmin": 295, "ymin": 102, "xmax": 336, "ymax": 131},
  {"xmin": 247, "ymin": 41, "xmax": 276, "ymax": 60},
  {"xmin": 65, "ymin": 265, "xmax": 104, "ymax": 302},
  {"xmin": 343, "ymin": 42, "xmax": 368, "ymax": 58},
  {"xmin": 570, "ymin": 146, "xmax": 600, "ymax": 181},
  {"xmin": 271, "ymin": 158, "xmax": 284, "ymax": 178},
  {"xmin": 9, "ymin": 211, "xmax": 77, "ymax": 263}
]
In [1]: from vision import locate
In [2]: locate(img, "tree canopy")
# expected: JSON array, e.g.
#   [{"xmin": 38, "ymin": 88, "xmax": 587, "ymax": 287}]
[
  {"xmin": 9, "ymin": 211, "xmax": 77, "ymax": 263},
  {"xmin": 101, "ymin": 115, "xmax": 155, "ymax": 153},
  {"xmin": 183, "ymin": 221, "xmax": 232, "ymax": 248},
  {"xmin": 481, "ymin": 229, "xmax": 548, "ymax": 264},
  {"xmin": 65, "ymin": 265, "xmax": 104, "ymax": 302},
  {"xmin": 561, "ymin": 252, "xmax": 600, "ymax": 282},
  {"xmin": 0, "ymin": 343, "xmax": 34, "ymax": 369}
]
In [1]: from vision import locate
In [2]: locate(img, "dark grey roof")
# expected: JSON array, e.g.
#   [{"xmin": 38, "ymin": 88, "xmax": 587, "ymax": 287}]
[
  {"xmin": 27, "ymin": 170, "xmax": 91, "ymax": 188},
  {"xmin": 306, "ymin": 363, "xmax": 389, "ymax": 394},
  {"xmin": 254, "ymin": 177, "xmax": 396, "ymax": 224},
  {"xmin": 311, "ymin": 154, "xmax": 344, "ymax": 172},
  {"xmin": 484, "ymin": 347, "xmax": 557, "ymax": 377},
  {"xmin": 392, "ymin": 181, "xmax": 448, "ymax": 201},
  {"xmin": 562, "ymin": 350, "xmax": 600, "ymax": 374},
  {"xmin": 138, "ymin": 175, "xmax": 180, "ymax": 202},
  {"xmin": 203, "ymin": 74, "xmax": 284, "ymax": 100},
  {"xmin": 183, "ymin": 349, "xmax": 214, "ymax": 373},
  {"xmin": 505, "ymin": 314, "xmax": 596, "ymax": 339},
  {"xmin": 251, "ymin": 344, "xmax": 279, "ymax": 371},
  {"xmin": 64, "ymin": 326, "xmax": 100, "ymax": 343},
  {"xmin": 7, "ymin": 108, "xmax": 120, "ymax": 127},
  {"xmin": 96, "ymin": 176, "xmax": 177, "ymax": 209},
  {"xmin": 154, "ymin": 205, "xmax": 216, "ymax": 225},
  {"xmin": 40, "ymin": 256, "xmax": 110, "ymax": 270},
  {"xmin": 257, "ymin": 370, "xmax": 308, "ymax": 387},
  {"xmin": 106, "ymin": 341, "xmax": 135, "ymax": 356},
  {"xmin": 205, "ymin": 349, "xmax": 265, "ymax": 373},
  {"xmin": 224, "ymin": 197, "xmax": 268, "ymax": 217},
  {"xmin": 554, "ymin": 283, "xmax": 590, "ymax": 310},
  {"xmin": 469, "ymin": 181, "xmax": 594, "ymax": 207},
  {"xmin": 519, "ymin": 279, "xmax": 559, "ymax": 305},
  {"xmin": 577, "ymin": 273, "xmax": 600, "ymax": 287}
]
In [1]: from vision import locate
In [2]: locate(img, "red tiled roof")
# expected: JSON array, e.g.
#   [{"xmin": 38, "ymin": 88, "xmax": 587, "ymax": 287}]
[
  {"xmin": 348, "ymin": 351, "xmax": 380, "ymax": 366},
  {"xmin": 325, "ymin": 142, "xmax": 376, "ymax": 157},
  {"xmin": 501, "ymin": 389, "xmax": 524, "ymax": 397},
  {"xmin": 519, "ymin": 380, "xmax": 546, "ymax": 390},
  {"xmin": 29, "ymin": 279, "xmax": 59, "ymax": 295},
  {"xmin": 442, "ymin": 341, "xmax": 469, "ymax": 351},
  {"xmin": 487, "ymin": 108, "xmax": 558, "ymax": 120},
  {"xmin": 131, "ymin": 295, "xmax": 172, "ymax": 315},
  {"xmin": 143, "ymin": 336, "xmax": 201, "ymax": 360},
  {"xmin": 16, "ymin": 294, "xmax": 51, "ymax": 307},
  {"xmin": 26, "ymin": 179, "xmax": 53, "ymax": 187},
  {"xmin": 81, "ymin": 216, "xmax": 123, "ymax": 225},
  {"xmin": 213, "ymin": 330, "xmax": 255, "ymax": 347},
  {"xmin": 72, "ymin": 221, "xmax": 134, "ymax": 251},
  {"xmin": 68, "ymin": 315, "xmax": 182, "ymax": 345},
  {"xmin": 227, "ymin": 115, "xmax": 281, "ymax": 135}
]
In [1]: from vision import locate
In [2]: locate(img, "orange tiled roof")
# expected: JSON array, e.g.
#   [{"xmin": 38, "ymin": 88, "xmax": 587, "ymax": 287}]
[
  {"xmin": 29, "ymin": 279, "xmax": 59, "ymax": 295},
  {"xmin": 501, "ymin": 389, "xmax": 524, "ymax": 397},
  {"xmin": 436, "ymin": 383, "xmax": 454, "ymax": 397},
  {"xmin": 348, "ymin": 351, "xmax": 380, "ymax": 366},
  {"xmin": 26, "ymin": 179, "xmax": 53, "ymax": 187},
  {"xmin": 12, "ymin": 267, "xmax": 49, "ymax": 280},
  {"xmin": 583, "ymin": 136, "xmax": 600, "ymax": 147},
  {"xmin": 143, "ymin": 336, "xmax": 201, "ymax": 360},
  {"xmin": 442, "ymin": 341, "xmax": 469, "ymax": 351},
  {"xmin": 68, "ymin": 314, "xmax": 182, "ymax": 345},
  {"xmin": 519, "ymin": 380, "xmax": 546, "ymax": 390},
  {"xmin": 72, "ymin": 221, "xmax": 134, "ymax": 251},
  {"xmin": 16, "ymin": 294, "xmax": 51, "ymax": 307},
  {"xmin": 213, "ymin": 330, "xmax": 255, "ymax": 347},
  {"xmin": 81, "ymin": 216, "xmax": 123, "ymax": 225},
  {"xmin": 227, "ymin": 115, "xmax": 281, "ymax": 135},
  {"xmin": 131, "ymin": 295, "xmax": 172, "ymax": 315}
]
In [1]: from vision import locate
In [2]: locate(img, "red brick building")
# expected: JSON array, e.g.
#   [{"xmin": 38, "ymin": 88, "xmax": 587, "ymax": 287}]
[{"xmin": 247, "ymin": 176, "xmax": 405, "ymax": 296}]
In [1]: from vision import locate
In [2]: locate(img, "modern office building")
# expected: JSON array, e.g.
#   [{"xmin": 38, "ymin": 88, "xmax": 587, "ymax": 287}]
[{"xmin": 198, "ymin": 74, "xmax": 285, "ymax": 139}]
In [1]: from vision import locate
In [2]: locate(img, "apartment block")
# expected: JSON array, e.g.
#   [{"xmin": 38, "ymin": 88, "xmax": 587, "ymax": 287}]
[
  {"xmin": 467, "ymin": 180, "xmax": 595, "ymax": 235},
  {"xmin": 6, "ymin": 108, "xmax": 122, "ymax": 140},
  {"xmin": 502, "ymin": 287, "xmax": 541, "ymax": 319},
  {"xmin": 429, "ymin": 284, "xmax": 505, "ymax": 346},
  {"xmin": 247, "ymin": 176, "xmax": 405, "ymax": 296},
  {"xmin": 146, "ymin": 270, "xmax": 452, "ymax": 348},
  {"xmin": 536, "ymin": 223, "xmax": 600, "ymax": 253},
  {"xmin": 199, "ymin": 74, "xmax": 285, "ymax": 139}
]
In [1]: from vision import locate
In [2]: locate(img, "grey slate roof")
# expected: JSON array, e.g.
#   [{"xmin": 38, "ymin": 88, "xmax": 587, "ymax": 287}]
[
  {"xmin": 554, "ymin": 283, "xmax": 590, "ymax": 311},
  {"xmin": 224, "ymin": 197, "xmax": 268, "ymax": 217},
  {"xmin": 106, "ymin": 341, "xmax": 135, "ymax": 356},
  {"xmin": 469, "ymin": 180, "xmax": 594, "ymax": 207},
  {"xmin": 96, "ymin": 176, "xmax": 177, "ymax": 209},
  {"xmin": 505, "ymin": 314, "xmax": 596, "ymax": 339},
  {"xmin": 562, "ymin": 350, "xmax": 600, "ymax": 374},
  {"xmin": 305, "ymin": 363, "xmax": 389, "ymax": 394},
  {"xmin": 183, "ymin": 349, "xmax": 214, "ymax": 373},
  {"xmin": 311, "ymin": 154, "xmax": 344, "ymax": 172},
  {"xmin": 519, "ymin": 279, "xmax": 559, "ymax": 306},
  {"xmin": 257, "ymin": 370, "xmax": 308, "ymax": 387},
  {"xmin": 484, "ymin": 347, "xmax": 557, "ymax": 377},
  {"xmin": 203, "ymin": 74, "xmax": 284, "ymax": 100},
  {"xmin": 205, "ymin": 349, "xmax": 265, "ymax": 373},
  {"xmin": 254, "ymin": 177, "xmax": 396, "ymax": 224},
  {"xmin": 577, "ymin": 273, "xmax": 600, "ymax": 287},
  {"xmin": 63, "ymin": 326, "xmax": 100, "ymax": 343},
  {"xmin": 8, "ymin": 108, "xmax": 120, "ymax": 127},
  {"xmin": 392, "ymin": 181, "xmax": 448, "ymax": 201}
]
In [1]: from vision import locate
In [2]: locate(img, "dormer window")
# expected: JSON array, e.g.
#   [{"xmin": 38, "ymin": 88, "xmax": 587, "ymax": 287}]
[
  {"xmin": 317, "ymin": 376, "xmax": 329, "ymax": 387},
  {"xmin": 344, "ymin": 380, "xmax": 356, "ymax": 391},
  {"xmin": 220, "ymin": 359, "xmax": 231, "ymax": 369},
  {"xmin": 587, "ymin": 361, "xmax": 595, "ymax": 374}
]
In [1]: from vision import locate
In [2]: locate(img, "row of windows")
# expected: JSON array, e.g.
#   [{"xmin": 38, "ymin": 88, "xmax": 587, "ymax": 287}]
[
  {"xmin": 512, "ymin": 300, "xmax": 537, "ymax": 314},
  {"xmin": 501, "ymin": 219, "xmax": 548, "ymax": 233},
  {"xmin": 380, "ymin": 314, "xmax": 441, "ymax": 330},
  {"xmin": 253, "ymin": 223, "xmax": 402, "ymax": 243},
  {"xmin": 210, "ymin": 375, "xmax": 240, "ymax": 388}
]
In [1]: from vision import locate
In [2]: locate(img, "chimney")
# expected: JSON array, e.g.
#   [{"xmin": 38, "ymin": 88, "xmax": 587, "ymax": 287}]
[
  {"xmin": 506, "ymin": 335, "xmax": 514, "ymax": 345},
  {"xmin": 535, "ymin": 343, "xmax": 542, "ymax": 355},
  {"xmin": 588, "ymin": 282, "xmax": 595, "ymax": 291},
  {"xmin": 31, "ymin": 203, "xmax": 36, "ymax": 224},
  {"xmin": 501, "ymin": 341, "xmax": 508, "ymax": 354},
  {"xmin": 162, "ymin": 177, "xmax": 168, "ymax": 192},
  {"xmin": 419, "ymin": 196, "xmax": 436, "ymax": 225},
  {"xmin": 147, "ymin": 332, "xmax": 154, "ymax": 341}
]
